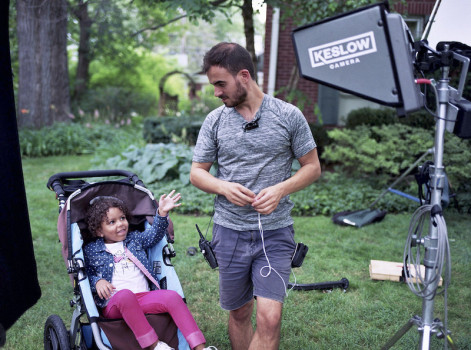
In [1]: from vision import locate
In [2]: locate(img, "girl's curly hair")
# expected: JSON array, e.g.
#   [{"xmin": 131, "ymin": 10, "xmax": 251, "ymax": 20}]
[{"xmin": 86, "ymin": 196, "xmax": 130, "ymax": 238}]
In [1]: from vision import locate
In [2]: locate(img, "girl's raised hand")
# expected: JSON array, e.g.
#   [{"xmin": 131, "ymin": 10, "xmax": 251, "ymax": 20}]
[{"xmin": 158, "ymin": 190, "xmax": 182, "ymax": 217}]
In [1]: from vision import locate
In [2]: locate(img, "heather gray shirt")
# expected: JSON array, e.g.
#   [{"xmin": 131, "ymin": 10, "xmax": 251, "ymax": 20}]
[{"xmin": 192, "ymin": 94, "xmax": 316, "ymax": 231}]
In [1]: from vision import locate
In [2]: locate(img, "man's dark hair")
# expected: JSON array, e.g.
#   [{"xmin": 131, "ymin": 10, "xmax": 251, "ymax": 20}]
[{"xmin": 203, "ymin": 42, "xmax": 255, "ymax": 79}]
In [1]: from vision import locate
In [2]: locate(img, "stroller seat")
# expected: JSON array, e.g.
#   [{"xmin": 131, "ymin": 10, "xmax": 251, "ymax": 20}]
[{"xmin": 44, "ymin": 170, "xmax": 190, "ymax": 350}]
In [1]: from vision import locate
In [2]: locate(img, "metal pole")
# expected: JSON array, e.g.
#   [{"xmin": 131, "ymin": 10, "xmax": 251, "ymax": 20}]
[{"xmin": 419, "ymin": 44, "xmax": 450, "ymax": 350}]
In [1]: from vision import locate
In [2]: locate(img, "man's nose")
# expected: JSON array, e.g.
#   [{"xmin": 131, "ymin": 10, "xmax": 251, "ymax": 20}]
[{"xmin": 214, "ymin": 87, "xmax": 222, "ymax": 97}]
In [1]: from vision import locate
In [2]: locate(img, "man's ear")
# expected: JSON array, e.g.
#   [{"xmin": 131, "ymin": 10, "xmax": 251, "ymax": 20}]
[{"xmin": 238, "ymin": 69, "xmax": 251, "ymax": 82}]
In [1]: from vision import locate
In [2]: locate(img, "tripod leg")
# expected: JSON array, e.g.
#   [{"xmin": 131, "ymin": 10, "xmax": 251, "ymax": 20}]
[
  {"xmin": 437, "ymin": 324, "xmax": 457, "ymax": 350},
  {"xmin": 382, "ymin": 316, "xmax": 419, "ymax": 350},
  {"xmin": 446, "ymin": 334, "xmax": 457, "ymax": 350},
  {"xmin": 420, "ymin": 325, "xmax": 431, "ymax": 350}
]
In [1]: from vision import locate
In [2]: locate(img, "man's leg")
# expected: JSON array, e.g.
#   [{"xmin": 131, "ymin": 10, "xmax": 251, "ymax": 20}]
[
  {"xmin": 249, "ymin": 297, "xmax": 282, "ymax": 350},
  {"xmin": 229, "ymin": 299, "xmax": 255, "ymax": 350}
]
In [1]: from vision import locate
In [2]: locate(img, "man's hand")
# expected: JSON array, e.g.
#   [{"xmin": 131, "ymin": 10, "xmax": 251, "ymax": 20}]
[
  {"xmin": 252, "ymin": 184, "xmax": 284, "ymax": 215},
  {"xmin": 222, "ymin": 182, "xmax": 256, "ymax": 207},
  {"xmin": 252, "ymin": 149, "xmax": 321, "ymax": 215},
  {"xmin": 96, "ymin": 279, "xmax": 115, "ymax": 300}
]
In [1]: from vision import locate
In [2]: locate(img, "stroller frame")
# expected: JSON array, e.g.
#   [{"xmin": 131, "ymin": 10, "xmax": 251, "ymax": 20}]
[{"xmin": 45, "ymin": 170, "xmax": 188, "ymax": 350}]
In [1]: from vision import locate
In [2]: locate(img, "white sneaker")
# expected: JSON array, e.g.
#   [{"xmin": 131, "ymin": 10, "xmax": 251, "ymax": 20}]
[
  {"xmin": 154, "ymin": 341, "xmax": 174, "ymax": 350},
  {"xmin": 203, "ymin": 347, "xmax": 218, "ymax": 350}
]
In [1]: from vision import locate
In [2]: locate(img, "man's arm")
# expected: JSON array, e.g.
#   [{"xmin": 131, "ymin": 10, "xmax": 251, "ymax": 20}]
[
  {"xmin": 252, "ymin": 148, "xmax": 321, "ymax": 215},
  {"xmin": 190, "ymin": 162, "xmax": 256, "ymax": 207}
]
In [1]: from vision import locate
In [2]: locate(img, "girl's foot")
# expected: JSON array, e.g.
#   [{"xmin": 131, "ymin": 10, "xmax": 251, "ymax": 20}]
[{"xmin": 154, "ymin": 341, "xmax": 174, "ymax": 350}]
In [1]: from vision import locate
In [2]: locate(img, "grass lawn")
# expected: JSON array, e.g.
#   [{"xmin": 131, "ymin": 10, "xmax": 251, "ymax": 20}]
[{"xmin": 4, "ymin": 155, "xmax": 471, "ymax": 349}]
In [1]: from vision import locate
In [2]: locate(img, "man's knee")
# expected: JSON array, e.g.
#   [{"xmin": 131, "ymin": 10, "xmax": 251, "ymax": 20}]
[
  {"xmin": 230, "ymin": 300, "xmax": 254, "ymax": 323},
  {"xmin": 255, "ymin": 298, "xmax": 282, "ymax": 332}
]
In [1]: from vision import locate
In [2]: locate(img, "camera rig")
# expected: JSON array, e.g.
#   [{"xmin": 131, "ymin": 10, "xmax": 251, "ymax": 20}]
[{"xmin": 292, "ymin": 2, "xmax": 470, "ymax": 349}]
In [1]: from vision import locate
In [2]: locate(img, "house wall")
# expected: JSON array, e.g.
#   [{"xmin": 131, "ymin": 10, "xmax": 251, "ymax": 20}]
[
  {"xmin": 263, "ymin": 1, "xmax": 436, "ymax": 124},
  {"xmin": 263, "ymin": 8, "xmax": 319, "ymax": 123}
]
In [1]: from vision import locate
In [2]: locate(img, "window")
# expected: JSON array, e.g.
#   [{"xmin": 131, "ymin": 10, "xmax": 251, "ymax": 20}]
[{"xmin": 404, "ymin": 17, "xmax": 424, "ymax": 40}]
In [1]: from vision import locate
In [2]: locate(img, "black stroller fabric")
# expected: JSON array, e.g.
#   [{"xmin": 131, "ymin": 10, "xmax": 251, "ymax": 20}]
[
  {"xmin": 0, "ymin": 0, "xmax": 41, "ymax": 336},
  {"xmin": 98, "ymin": 314, "xmax": 179, "ymax": 350}
]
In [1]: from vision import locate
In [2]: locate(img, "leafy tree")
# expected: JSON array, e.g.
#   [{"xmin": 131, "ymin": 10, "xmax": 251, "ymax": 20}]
[
  {"xmin": 146, "ymin": 0, "xmax": 262, "ymax": 81},
  {"xmin": 265, "ymin": 0, "xmax": 381, "ymax": 25},
  {"xmin": 68, "ymin": 0, "xmax": 182, "ymax": 102}
]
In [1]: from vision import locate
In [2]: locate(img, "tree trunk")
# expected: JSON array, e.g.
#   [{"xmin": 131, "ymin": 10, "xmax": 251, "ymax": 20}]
[
  {"xmin": 17, "ymin": 0, "xmax": 70, "ymax": 129},
  {"xmin": 72, "ymin": 0, "xmax": 92, "ymax": 101},
  {"xmin": 240, "ymin": 0, "xmax": 258, "ymax": 83}
]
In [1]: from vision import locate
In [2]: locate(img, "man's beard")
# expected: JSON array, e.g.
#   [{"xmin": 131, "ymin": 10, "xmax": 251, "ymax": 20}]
[{"xmin": 221, "ymin": 80, "xmax": 247, "ymax": 107}]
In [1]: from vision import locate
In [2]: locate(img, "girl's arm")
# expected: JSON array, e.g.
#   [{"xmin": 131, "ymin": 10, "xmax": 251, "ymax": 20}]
[
  {"xmin": 84, "ymin": 247, "xmax": 102, "ymax": 293},
  {"xmin": 138, "ymin": 190, "xmax": 182, "ymax": 249}
]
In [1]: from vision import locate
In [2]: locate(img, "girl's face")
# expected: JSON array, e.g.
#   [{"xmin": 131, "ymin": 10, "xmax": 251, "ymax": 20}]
[{"xmin": 98, "ymin": 207, "xmax": 129, "ymax": 244}]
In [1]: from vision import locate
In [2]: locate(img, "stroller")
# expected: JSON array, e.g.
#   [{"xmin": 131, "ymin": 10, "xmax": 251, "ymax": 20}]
[{"xmin": 44, "ymin": 170, "xmax": 191, "ymax": 350}]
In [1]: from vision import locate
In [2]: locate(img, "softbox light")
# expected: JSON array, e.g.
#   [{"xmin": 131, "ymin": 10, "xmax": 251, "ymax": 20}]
[{"xmin": 292, "ymin": 2, "xmax": 423, "ymax": 115}]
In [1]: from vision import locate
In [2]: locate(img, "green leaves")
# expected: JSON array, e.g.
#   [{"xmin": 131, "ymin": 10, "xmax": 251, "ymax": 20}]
[
  {"xmin": 19, "ymin": 122, "xmax": 144, "ymax": 158},
  {"xmin": 104, "ymin": 143, "xmax": 194, "ymax": 185},
  {"xmin": 143, "ymin": 116, "xmax": 205, "ymax": 145},
  {"xmin": 323, "ymin": 124, "xmax": 435, "ymax": 177}
]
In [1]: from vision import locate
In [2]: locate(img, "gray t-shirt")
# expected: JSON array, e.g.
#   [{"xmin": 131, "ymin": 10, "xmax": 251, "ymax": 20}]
[{"xmin": 192, "ymin": 94, "xmax": 316, "ymax": 231}]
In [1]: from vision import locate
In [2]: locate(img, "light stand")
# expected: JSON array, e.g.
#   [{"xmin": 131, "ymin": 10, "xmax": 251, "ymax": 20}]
[
  {"xmin": 291, "ymin": 3, "xmax": 471, "ymax": 348},
  {"xmin": 382, "ymin": 44, "xmax": 456, "ymax": 350}
]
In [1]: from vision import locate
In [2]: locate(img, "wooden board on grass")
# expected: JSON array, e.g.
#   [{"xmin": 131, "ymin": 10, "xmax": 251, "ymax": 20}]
[{"xmin": 369, "ymin": 260, "xmax": 442, "ymax": 286}]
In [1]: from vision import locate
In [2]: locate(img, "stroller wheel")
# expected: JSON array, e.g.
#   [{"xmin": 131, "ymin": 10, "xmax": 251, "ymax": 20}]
[{"xmin": 44, "ymin": 315, "xmax": 70, "ymax": 350}]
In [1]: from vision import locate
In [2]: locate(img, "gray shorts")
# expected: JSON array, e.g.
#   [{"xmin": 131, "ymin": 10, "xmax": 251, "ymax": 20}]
[{"xmin": 211, "ymin": 223, "xmax": 296, "ymax": 311}]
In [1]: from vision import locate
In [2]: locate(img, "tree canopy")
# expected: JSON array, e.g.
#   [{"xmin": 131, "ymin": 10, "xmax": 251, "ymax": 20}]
[{"xmin": 12, "ymin": 0, "xmax": 383, "ymax": 129}]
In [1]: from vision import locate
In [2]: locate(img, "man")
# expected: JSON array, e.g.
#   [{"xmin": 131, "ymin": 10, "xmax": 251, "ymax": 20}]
[{"xmin": 190, "ymin": 42, "xmax": 321, "ymax": 350}]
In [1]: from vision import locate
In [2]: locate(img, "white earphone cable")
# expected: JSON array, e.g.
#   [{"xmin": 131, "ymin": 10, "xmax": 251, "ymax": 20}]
[{"xmin": 258, "ymin": 213, "xmax": 296, "ymax": 296}]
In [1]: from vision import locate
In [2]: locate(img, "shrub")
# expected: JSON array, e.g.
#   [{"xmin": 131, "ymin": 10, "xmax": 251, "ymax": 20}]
[
  {"xmin": 102, "ymin": 143, "xmax": 195, "ymax": 185},
  {"xmin": 345, "ymin": 107, "xmax": 396, "ymax": 129},
  {"xmin": 20, "ymin": 123, "xmax": 100, "ymax": 157},
  {"xmin": 323, "ymin": 123, "xmax": 471, "ymax": 205},
  {"xmin": 442, "ymin": 132, "xmax": 471, "ymax": 210},
  {"xmin": 143, "ymin": 115, "xmax": 205, "ymax": 145},
  {"xmin": 19, "ymin": 122, "xmax": 144, "ymax": 158},
  {"xmin": 345, "ymin": 107, "xmax": 435, "ymax": 130},
  {"xmin": 398, "ymin": 109, "xmax": 435, "ymax": 129},
  {"xmin": 74, "ymin": 87, "xmax": 157, "ymax": 124},
  {"xmin": 179, "ymin": 85, "xmax": 223, "ymax": 116},
  {"xmin": 308, "ymin": 123, "xmax": 332, "ymax": 160},
  {"xmin": 323, "ymin": 124, "xmax": 435, "ymax": 178},
  {"xmin": 149, "ymin": 171, "xmax": 424, "ymax": 216},
  {"xmin": 149, "ymin": 180, "xmax": 216, "ymax": 215}
]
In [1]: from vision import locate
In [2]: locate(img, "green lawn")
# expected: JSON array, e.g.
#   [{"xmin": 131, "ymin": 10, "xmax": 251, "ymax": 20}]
[{"xmin": 4, "ymin": 155, "xmax": 471, "ymax": 349}]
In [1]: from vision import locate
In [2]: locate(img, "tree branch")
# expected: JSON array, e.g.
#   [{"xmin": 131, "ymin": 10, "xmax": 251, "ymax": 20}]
[
  {"xmin": 209, "ymin": 0, "xmax": 232, "ymax": 7},
  {"xmin": 131, "ymin": 14, "xmax": 187, "ymax": 37}
]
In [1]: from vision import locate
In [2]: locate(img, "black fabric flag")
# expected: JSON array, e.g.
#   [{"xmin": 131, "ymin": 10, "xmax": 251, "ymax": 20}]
[{"xmin": 0, "ymin": 0, "xmax": 41, "ymax": 343}]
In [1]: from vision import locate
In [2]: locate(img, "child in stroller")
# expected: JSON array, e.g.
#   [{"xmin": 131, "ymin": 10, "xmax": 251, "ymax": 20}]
[
  {"xmin": 44, "ymin": 170, "xmax": 216, "ymax": 350},
  {"xmin": 84, "ymin": 193, "xmax": 214, "ymax": 350}
]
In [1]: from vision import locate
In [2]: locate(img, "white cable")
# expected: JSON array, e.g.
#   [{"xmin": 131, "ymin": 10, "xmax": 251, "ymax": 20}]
[{"xmin": 258, "ymin": 213, "xmax": 296, "ymax": 296}]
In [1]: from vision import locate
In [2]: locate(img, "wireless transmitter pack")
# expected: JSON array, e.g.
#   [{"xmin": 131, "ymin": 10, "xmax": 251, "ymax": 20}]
[
  {"xmin": 196, "ymin": 224, "xmax": 218, "ymax": 269},
  {"xmin": 292, "ymin": 242, "xmax": 309, "ymax": 268}
]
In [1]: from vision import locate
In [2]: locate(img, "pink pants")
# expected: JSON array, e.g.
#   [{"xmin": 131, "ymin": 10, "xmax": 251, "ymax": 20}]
[{"xmin": 102, "ymin": 289, "xmax": 205, "ymax": 349}]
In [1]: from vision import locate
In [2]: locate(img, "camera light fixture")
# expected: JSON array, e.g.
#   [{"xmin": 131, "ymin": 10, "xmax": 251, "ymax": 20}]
[{"xmin": 292, "ymin": 2, "xmax": 423, "ymax": 116}]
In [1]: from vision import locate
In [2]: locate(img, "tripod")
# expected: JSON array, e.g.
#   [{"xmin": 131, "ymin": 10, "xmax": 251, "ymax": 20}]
[{"xmin": 382, "ymin": 44, "xmax": 465, "ymax": 350}]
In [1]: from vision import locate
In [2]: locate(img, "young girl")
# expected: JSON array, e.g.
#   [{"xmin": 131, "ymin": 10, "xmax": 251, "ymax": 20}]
[{"xmin": 84, "ymin": 191, "xmax": 216, "ymax": 350}]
